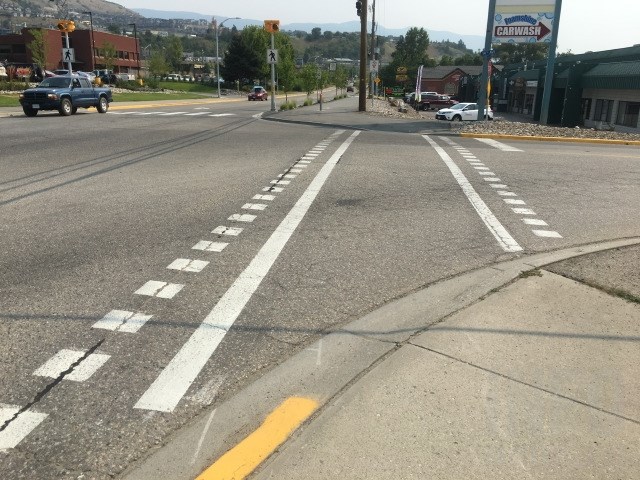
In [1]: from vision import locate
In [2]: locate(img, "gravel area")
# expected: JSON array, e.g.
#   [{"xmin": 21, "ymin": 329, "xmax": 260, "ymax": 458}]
[{"xmin": 368, "ymin": 97, "xmax": 640, "ymax": 141}]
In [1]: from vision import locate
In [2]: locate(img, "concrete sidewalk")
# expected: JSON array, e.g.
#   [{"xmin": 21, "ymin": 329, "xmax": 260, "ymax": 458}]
[{"xmin": 253, "ymin": 243, "xmax": 640, "ymax": 479}]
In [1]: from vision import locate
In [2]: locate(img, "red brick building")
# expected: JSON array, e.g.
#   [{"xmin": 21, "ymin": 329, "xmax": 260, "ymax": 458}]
[
  {"xmin": 0, "ymin": 27, "xmax": 140, "ymax": 74},
  {"xmin": 420, "ymin": 66, "xmax": 483, "ymax": 98}
]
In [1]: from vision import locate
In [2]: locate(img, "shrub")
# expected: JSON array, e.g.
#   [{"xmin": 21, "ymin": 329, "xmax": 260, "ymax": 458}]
[
  {"xmin": 303, "ymin": 98, "xmax": 314, "ymax": 106},
  {"xmin": 0, "ymin": 80, "xmax": 30, "ymax": 91}
]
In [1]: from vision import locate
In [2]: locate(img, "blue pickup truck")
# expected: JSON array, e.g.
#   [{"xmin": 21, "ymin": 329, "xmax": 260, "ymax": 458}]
[{"xmin": 19, "ymin": 75, "xmax": 113, "ymax": 117}]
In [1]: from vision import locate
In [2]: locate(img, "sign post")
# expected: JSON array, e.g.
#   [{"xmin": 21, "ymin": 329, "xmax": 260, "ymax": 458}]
[{"xmin": 539, "ymin": 0, "xmax": 563, "ymax": 124}]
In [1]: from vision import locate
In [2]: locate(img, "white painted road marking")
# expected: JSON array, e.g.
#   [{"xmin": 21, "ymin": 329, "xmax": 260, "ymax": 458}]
[
  {"xmin": 210, "ymin": 113, "xmax": 235, "ymax": 117},
  {"xmin": 167, "ymin": 258, "xmax": 209, "ymax": 273},
  {"xmin": 242, "ymin": 203, "xmax": 267, "ymax": 211},
  {"xmin": 523, "ymin": 218, "xmax": 548, "ymax": 226},
  {"xmin": 270, "ymin": 180, "xmax": 290, "ymax": 185},
  {"xmin": 533, "ymin": 229, "xmax": 563, "ymax": 238},
  {"xmin": 93, "ymin": 310, "xmax": 152, "ymax": 333},
  {"xmin": 184, "ymin": 112, "xmax": 209, "ymax": 116},
  {"xmin": 423, "ymin": 135, "xmax": 522, "ymax": 253},
  {"xmin": 192, "ymin": 241, "xmax": 229, "ymax": 252},
  {"xmin": 135, "ymin": 130, "xmax": 354, "ymax": 412},
  {"xmin": 263, "ymin": 187, "xmax": 284, "ymax": 193},
  {"xmin": 504, "ymin": 199, "xmax": 526, "ymax": 205},
  {"xmin": 33, "ymin": 349, "xmax": 110, "ymax": 382},
  {"xmin": 212, "ymin": 226, "xmax": 243, "ymax": 236},
  {"xmin": 156, "ymin": 112, "xmax": 188, "ymax": 116},
  {"xmin": 513, "ymin": 208, "xmax": 536, "ymax": 215},
  {"xmin": 0, "ymin": 405, "xmax": 48, "ymax": 450},
  {"xmin": 253, "ymin": 194, "xmax": 275, "ymax": 201},
  {"xmin": 475, "ymin": 138, "xmax": 524, "ymax": 152},
  {"xmin": 135, "ymin": 281, "xmax": 184, "ymax": 299},
  {"xmin": 228, "ymin": 214, "xmax": 256, "ymax": 222}
]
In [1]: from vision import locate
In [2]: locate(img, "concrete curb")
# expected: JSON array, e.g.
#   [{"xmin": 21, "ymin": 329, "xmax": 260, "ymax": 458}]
[
  {"xmin": 121, "ymin": 236, "xmax": 640, "ymax": 480},
  {"xmin": 460, "ymin": 132, "xmax": 640, "ymax": 146}
]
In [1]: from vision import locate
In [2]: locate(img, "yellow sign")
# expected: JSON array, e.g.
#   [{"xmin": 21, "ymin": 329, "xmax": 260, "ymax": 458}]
[
  {"xmin": 396, "ymin": 66, "xmax": 407, "ymax": 74},
  {"xmin": 57, "ymin": 20, "xmax": 75, "ymax": 33},
  {"xmin": 395, "ymin": 74, "xmax": 408, "ymax": 82},
  {"xmin": 264, "ymin": 20, "xmax": 280, "ymax": 33},
  {"xmin": 374, "ymin": 77, "xmax": 381, "ymax": 84}
]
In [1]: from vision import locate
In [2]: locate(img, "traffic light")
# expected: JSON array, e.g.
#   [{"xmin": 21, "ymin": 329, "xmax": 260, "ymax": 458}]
[
  {"xmin": 356, "ymin": 1, "xmax": 362, "ymax": 16},
  {"xmin": 57, "ymin": 20, "xmax": 75, "ymax": 32},
  {"xmin": 264, "ymin": 20, "xmax": 280, "ymax": 33}
]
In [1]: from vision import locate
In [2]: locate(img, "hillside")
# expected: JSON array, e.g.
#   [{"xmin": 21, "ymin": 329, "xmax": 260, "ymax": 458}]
[{"xmin": 1, "ymin": 0, "xmax": 139, "ymax": 21}]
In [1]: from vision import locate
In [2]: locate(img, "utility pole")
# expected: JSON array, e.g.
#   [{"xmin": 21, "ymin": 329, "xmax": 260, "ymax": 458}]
[
  {"xmin": 369, "ymin": 0, "xmax": 376, "ymax": 98},
  {"xmin": 357, "ymin": 0, "xmax": 368, "ymax": 111},
  {"xmin": 82, "ymin": 11, "xmax": 95, "ymax": 72}
]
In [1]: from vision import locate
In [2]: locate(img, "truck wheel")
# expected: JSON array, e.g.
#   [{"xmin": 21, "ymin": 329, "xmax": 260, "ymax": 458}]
[
  {"xmin": 59, "ymin": 98, "xmax": 72, "ymax": 116},
  {"xmin": 97, "ymin": 96, "xmax": 109, "ymax": 113},
  {"xmin": 23, "ymin": 106, "xmax": 38, "ymax": 117},
  {"xmin": 72, "ymin": 107, "xmax": 78, "ymax": 115}
]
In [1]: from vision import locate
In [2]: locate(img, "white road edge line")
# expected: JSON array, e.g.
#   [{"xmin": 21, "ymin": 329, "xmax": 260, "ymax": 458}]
[
  {"xmin": 134, "ymin": 129, "xmax": 353, "ymax": 412},
  {"xmin": 422, "ymin": 135, "xmax": 523, "ymax": 253}
]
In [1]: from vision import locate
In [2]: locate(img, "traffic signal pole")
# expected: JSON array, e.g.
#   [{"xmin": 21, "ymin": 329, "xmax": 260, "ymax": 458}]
[
  {"xmin": 358, "ymin": 0, "xmax": 368, "ymax": 111},
  {"xmin": 270, "ymin": 32, "xmax": 276, "ymax": 112},
  {"xmin": 65, "ymin": 31, "xmax": 71, "ymax": 72}
]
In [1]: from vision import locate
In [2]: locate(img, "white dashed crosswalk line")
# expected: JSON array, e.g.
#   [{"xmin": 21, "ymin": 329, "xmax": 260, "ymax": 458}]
[
  {"xmin": 228, "ymin": 213, "xmax": 257, "ymax": 222},
  {"xmin": 167, "ymin": 258, "xmax": 209, "ymax": 273},
  {"xmin": 33, "ymin": 349, "xmax": 111, "ymax": 382},
  {"xmin": 192, "ymin": 241, "xmax": 228, "ymax": 252},
  {"xmin": 0, "ymin": 405, "xmax": 48, "ymax": 450},
  {"xmin": 93, "ymin": 310, "xmax": 152, "ymax": 333},
  {"xmin": 135, "ymin": 281, "xmax": 184, "ymax": 299},
  {"xmin": 212, "ymin": 226, "xmax": 243, "ymax": 236}
]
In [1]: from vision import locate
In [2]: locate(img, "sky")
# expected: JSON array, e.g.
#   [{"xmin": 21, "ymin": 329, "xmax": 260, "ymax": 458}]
[{"xmin": 118, "ymin": 0, "xmax": 640, "ymax": 54}]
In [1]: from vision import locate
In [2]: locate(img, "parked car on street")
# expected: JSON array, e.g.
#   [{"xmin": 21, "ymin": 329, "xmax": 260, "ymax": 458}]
[
  {"xmin": 435, "ymin": 102, "xmax": 493, "ymax": 121},
  {"xmin": 248, "ymin": 86, "xmax": 268, "ymax": 101},
  {"xmin": 417, "ymin": 93, "xmax": 457, "ymax": 111}
]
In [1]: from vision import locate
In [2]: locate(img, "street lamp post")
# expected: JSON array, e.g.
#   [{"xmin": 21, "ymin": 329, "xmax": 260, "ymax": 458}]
[
  {"xmin": 82, "ymin": 11, "xmax": 94, "ymax": 72},
  {"xmin": 128, "ymin": 22, "xmax": 140, "ymax": 77},
  {"xmin": 215, "ymin": 16, "xmax": 239, "ymax": 98}
]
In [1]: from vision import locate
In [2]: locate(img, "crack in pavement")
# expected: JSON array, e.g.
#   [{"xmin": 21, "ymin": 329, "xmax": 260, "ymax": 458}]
[{"xmin": 0, "ymin": 338, "xmax": 106, "ymax": 432}]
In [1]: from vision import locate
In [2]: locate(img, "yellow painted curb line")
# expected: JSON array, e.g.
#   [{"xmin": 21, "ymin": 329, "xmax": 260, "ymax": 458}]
[
  {"xmin": 196, "ymin": 396, "xmax": 319, "ymax": 480},
  {"xmin": 460, "ymin": 132, "xmax": 640, "ymax": 146}
]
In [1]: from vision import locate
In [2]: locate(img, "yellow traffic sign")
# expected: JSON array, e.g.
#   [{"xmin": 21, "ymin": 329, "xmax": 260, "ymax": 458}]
[
  {"xmin": 396, "ymin": 66, "xmax": 407, "ymax": 74},
  {"xmin": 395, "ymin": 74, "xmax": 408, "ymax": 82},
  {"xmin": 264, "ymin": 20, "xmax": 280, "ymax": 33},
  {"xmin": 374, "ymin": 77, "xmax": 381, "ymax": 84}
]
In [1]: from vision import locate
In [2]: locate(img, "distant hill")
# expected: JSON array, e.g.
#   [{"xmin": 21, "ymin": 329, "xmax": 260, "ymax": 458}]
[{"xmin": 132, "ymin": 9, "xmax": 484, "ymax": 51}]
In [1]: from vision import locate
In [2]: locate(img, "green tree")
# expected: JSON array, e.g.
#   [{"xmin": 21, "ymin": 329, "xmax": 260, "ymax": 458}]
[
  {"xmin": 439, "ymin": 55, "xmax": 454, "ymax": 66},
  {"xmin": 101, "ymin": 41, "xmax": 117, "ymax": 72},
  {"xmin": 222, "ymin": 31, "xmax": 263, "ymax": 84},
  {"xmin": 166, "ymin": 36, "xmax": 184, "ymax": 71},
  {"xmin": 275, "ymin": 34, "xmax": 296, "ymax": 99},
  {"xmin": 106, "ymin": 25, "xmax": 121, "ymax": 35},
  {"xmin": 300, "ymin": 63, "xmax": 318, "ymax": 97},
  {"xmin": 148, "ymin": 51, "xmax": 169, "ymax": 77},
  {"xmin": 392, "ymin": 27, "xmax": 430, "ymax": 67},
  {"xmin": 494, "ymin": 43, "xmax": 549, "ymax": 65},
  {"xmin": 27, "ymin": 28, "xmax": 49, "ymax": 70},
  {"xmin": 333, "ymin": 64, "xmax": 348, "ymax": 94}
]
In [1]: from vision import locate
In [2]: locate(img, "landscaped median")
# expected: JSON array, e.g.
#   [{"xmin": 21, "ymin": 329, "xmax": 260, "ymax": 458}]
[{"xmin": 451, "ymin": 118, "xmax": 640, "ymax": 145}]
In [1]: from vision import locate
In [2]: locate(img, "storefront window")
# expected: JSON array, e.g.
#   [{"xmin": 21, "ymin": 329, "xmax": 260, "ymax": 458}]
[
  {"xmin": 615, "ymin": 101, "xmax": 640, "ymax": 128},
  {"xmin": 594, "ymin": 99, "xmax": 613, "ymax": 122}
]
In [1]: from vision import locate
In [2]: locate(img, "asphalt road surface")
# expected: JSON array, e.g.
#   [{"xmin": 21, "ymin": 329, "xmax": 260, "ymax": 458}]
[{"xmin": 1, "ymin": 97, "xmax": 639, "ymax": 479}]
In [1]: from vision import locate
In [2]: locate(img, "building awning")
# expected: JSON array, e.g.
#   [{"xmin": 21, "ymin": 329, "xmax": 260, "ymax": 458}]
[{"xmin": 581, "ymin": 61, "xmax": 640, "ymax": 89}]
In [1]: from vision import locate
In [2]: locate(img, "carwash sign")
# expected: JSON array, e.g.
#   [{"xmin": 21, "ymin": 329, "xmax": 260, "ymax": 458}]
[{"xmin": 492, "ymin": 0, "xmax": 556, "ymax": 44}]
